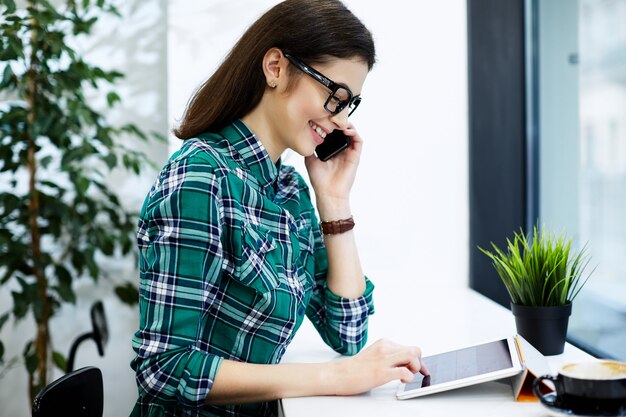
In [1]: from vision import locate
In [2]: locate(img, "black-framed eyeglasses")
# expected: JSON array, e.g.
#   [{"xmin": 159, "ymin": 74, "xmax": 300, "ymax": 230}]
[{"xmin": 284, "ymin": 53, "xmax": 361, "ymax": 116}]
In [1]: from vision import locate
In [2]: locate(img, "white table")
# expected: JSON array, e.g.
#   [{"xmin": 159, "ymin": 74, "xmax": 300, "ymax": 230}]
[{"xmin": 280, "ymin": 276, "xmax": 594, "ymax": 417}]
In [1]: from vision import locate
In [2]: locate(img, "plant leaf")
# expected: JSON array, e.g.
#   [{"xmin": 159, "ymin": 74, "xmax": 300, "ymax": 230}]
[
  {"xmin": 106, "ymin": 91, "xmax": 120, "ymax": 107},
  {"xmin": 2, "ymin": 0, "xmax": 17, "ymax": 14},
  {"xmin": 0, "ymin": 312, "xmax": 9, "ymax": 332},
  {"xmin": 11, "ymin": 289, "xmax": 30, "ymax": 320},
  {"xmin": 114, "ymin": 282, "xmax": 139, "ymax": 306},
  {"xmin": 477, "ymin": 223, "xmax": 593, "ymax": 306},
  {"xmin": 23, "ymin": 341, "xmax": 38, "ymax": 375},
  {"xmin": 52, "ymin": 351, "xmax": 67, "ymax": 372},
  {"xmin": 54, "ymin": 265, "xmax": 76, "ymax": 303}
]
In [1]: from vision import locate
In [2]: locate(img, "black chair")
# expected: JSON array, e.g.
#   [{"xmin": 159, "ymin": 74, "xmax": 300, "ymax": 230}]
[
  {"xmin": 32, "ymin": 366, "xmax": 103, "ymax": 417},
  {"xmin": 67, "ymin": 301, "xmax": 109, "ymax": 372}
]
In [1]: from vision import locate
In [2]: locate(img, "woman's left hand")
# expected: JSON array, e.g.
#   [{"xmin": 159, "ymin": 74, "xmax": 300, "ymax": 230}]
[{"xmin": 305, "ymin": 123, "xmax": 362, "ymax": 207}]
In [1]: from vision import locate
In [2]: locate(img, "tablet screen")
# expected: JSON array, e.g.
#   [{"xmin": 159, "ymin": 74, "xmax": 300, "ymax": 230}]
[{"xmin": 404, "ymin": 339, "xmax": 513, "ymax": 391}]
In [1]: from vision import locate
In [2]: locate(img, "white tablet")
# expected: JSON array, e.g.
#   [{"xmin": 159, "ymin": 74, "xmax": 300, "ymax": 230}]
[{"xmin": 396, "ymin": 337, "xmax": 523, "ymax": 400}]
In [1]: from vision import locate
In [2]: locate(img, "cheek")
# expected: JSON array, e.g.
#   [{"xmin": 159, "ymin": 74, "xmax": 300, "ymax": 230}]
[{"xmin": 286, "ymin": 85, "xmax": 326, "ymax": 120}]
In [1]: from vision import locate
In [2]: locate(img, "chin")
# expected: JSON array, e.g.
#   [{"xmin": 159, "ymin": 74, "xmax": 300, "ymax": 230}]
[
  {"xmin": 292, "ymin": 139, "xmax": 317, "ymax": 158},
  {"xmin": 293, "ymin": 148, "xmax": 316, "ymax": 158}
]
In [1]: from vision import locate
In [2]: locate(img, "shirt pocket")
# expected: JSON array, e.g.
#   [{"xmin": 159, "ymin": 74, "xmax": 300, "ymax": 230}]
[
  {"xmin": 297, "ymin": 218, "xmax": 315, "ymax": 258},
  {"xmin": 295, "ymin": 217, "xmax": 315, "ymax": 294},
  {"xmin": 231, "ymin": 224, "xmax": 281, "ymax": 294}
]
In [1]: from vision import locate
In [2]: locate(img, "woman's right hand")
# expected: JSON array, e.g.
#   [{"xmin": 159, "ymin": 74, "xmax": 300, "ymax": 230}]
[{"xmin": 328, "ymin": 338, "xmax": 429, "ymax": 396}]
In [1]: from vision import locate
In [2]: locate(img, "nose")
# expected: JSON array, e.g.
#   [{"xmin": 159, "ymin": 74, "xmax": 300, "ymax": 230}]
[{"xmin": 329, "ymin": 108, "xmax": 349, "ymax": 130}]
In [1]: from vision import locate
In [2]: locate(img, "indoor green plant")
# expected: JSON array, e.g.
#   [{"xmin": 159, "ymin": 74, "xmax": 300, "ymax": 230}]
[
  {"xmin": 479, "ymin": 225, "xmax": 593, "ymax": 355},
  {"xmin": 0, "ymin": 0, "xmax": 161, "ymax": 404}
]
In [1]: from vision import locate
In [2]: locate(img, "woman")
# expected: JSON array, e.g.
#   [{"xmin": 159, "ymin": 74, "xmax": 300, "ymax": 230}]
[{"xmin": 130, "ymin": 1, "xmax": 427, "ymax": 416}]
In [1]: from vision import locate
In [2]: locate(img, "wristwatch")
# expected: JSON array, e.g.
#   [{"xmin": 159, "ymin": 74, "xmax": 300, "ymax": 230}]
[{"xmin": 320, "ymin": 216, "xmax": 355, "ymax": 235}]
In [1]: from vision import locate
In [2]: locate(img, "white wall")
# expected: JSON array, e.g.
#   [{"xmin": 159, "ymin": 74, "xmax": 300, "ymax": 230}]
[
  {"xmin": 1, "ymin": 1, "xmax": 467, "ymax": 415},
  {"xmin": 168, "ymin": 0, "xmax": 469, "ymax": 284}
]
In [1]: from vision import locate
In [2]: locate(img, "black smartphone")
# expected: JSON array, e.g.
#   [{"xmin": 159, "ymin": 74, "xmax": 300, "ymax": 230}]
[{"xmin": 315, "ymin": 129, "xmax": 351, "ymax": 161}]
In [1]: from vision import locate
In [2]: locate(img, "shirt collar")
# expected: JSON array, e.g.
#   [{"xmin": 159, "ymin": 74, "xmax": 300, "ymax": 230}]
[{"xmin": 219, "ymin": 119, "xmax": 280, "ymax": 190}]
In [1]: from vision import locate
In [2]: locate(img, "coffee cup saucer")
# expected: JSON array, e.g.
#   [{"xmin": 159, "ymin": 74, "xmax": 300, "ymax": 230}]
[{"xmin": 539, "ymin": 393, "xmax": 626, "ymax": 417}]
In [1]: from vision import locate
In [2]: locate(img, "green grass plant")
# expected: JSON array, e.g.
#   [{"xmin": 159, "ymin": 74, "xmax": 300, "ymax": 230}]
[{"xmin": 479, "ymin": 226, "xmax": 593, "ymax": 307}]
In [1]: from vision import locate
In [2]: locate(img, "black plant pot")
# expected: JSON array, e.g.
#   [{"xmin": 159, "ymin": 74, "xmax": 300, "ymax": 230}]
[{"xmin": 511, "ymin": 302, "xmax": 572, "ymax": 356}]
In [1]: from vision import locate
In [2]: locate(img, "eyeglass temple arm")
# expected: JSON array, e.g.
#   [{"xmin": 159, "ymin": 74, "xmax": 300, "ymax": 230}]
[{"xmin": 284, "ymin": 54, "xmax": 334, "ymax": 89}]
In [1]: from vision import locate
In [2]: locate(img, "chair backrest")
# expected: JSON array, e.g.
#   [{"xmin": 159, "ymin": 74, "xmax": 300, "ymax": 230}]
[{"xmin": 32, "ymin": 366, "xmax": 103, "ymax": 417}]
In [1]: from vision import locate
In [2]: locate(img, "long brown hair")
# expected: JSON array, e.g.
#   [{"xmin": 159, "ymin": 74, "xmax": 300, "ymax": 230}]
[{"xmin": 173, "ymin": 0, "xmax": 376, "ymax": 139}]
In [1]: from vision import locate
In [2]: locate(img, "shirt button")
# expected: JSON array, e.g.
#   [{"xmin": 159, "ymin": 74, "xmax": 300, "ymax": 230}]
[
  {"xmin": 256, "ymin": 239, "xmax": 264, "ymax": 249},
  {"xmin": 297, "ymin": 307, "xmax": 305, "ymax": 316}
]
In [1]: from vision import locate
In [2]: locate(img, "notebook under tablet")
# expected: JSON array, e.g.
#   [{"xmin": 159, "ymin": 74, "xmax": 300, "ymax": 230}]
[{"xmin": 396, "ymin": 336, "xmax": 523, "ymax": 400}]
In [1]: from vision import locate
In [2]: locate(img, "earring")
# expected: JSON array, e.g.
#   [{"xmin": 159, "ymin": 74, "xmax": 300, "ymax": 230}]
[{"xmin": 268, "ymin": 80, "xmax": 277, "ymax": 88}]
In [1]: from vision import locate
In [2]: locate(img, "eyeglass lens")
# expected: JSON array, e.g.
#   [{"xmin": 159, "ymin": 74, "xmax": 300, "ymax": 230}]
[{"xmin": 325, "ymin": 87, "xmax": 360, "ymax": 115}]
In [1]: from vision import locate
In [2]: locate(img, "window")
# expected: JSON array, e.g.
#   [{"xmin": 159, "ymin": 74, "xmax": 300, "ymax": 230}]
[{"xmin": 536, "ymin": 0, "xmax": 626, "ymax": 359}]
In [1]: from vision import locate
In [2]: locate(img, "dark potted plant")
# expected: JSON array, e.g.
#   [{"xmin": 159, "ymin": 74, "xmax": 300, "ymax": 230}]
[
  {"xmin": 479, "ymin": 225, "xmax": 594, "ymax": 355},
  {"xmin": 0, "ymin": 0, "xmax": 162, "ymax": 404}
]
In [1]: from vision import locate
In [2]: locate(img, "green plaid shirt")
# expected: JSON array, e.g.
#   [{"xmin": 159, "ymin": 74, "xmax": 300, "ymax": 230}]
[{"xmin": 130, "ymin": 120, "xmax": 375, "ymax": 417}]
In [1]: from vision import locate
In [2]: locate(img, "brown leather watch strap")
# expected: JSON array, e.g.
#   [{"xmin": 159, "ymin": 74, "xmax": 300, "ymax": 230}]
[{"xmin": 320, "ymin": 216, "xmax": 355, "ymax": 235}]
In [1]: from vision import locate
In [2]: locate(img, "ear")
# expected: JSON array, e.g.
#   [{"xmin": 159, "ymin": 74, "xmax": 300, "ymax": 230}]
[{"xmin": 262, "ymin": 48, "xmax": 287, "ymax": 89}]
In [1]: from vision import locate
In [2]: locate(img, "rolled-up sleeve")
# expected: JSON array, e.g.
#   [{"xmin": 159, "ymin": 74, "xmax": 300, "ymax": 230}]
[
  {"xmin": 131, "ymin": 155, "xmax": 224, "ymax": 408},
  {"xmin": 133, "ymin": 346, "xmax": 223, "ymax": 408},
  {"xmin": 305, "ymin": 211, "xmax": 375, "ymax": 356},
  {"xmin": 313, "ymin": 277, "xmax": 375, "ymax": 355}
]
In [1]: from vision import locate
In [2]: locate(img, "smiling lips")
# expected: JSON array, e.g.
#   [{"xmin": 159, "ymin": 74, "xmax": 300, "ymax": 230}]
[{"xmin": 309, "ymin": 121, "xmax": 327, "ymax": 145}]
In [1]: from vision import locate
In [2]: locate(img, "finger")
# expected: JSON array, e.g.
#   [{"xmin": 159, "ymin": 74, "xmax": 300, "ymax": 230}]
[
  {"xmin": 342, "ymin": 127, "xmax": 362, "ymax": 144},
  {"xmin": 387, "ymin": 348, "xmax": 423, "ymax": 372},
  {"xmin": 345, "ymin": 130, "xmax": 363, "ymax": 156},
  {"xmin": 404, "ymin": 354, "xmax": 426, "ymax": 375},
  {"xmin": 405, "ymin": 361, "xmax": 421, "ymax": 374},
  {"xmin": 342, "ymin": 126, "xmax": 358, "ymax": 137},
  {"xmin": 419, "ymin": 358, "xmax": 430, "ymax": 376},
  {"xmin": 385, "ymin": 366, "xmax": 415, "ymax": 384}
]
